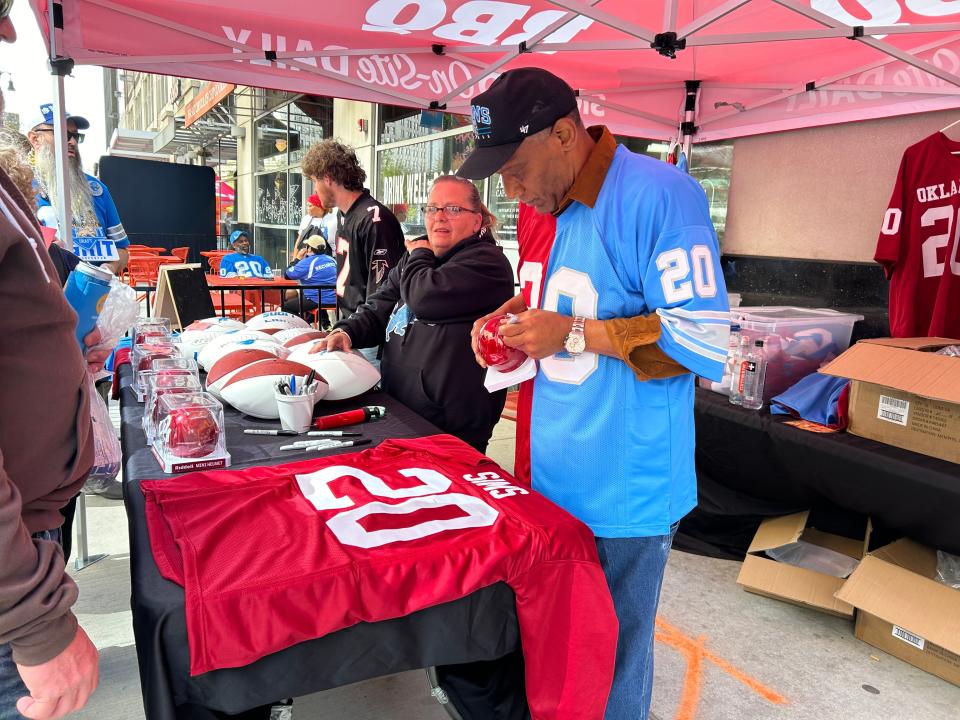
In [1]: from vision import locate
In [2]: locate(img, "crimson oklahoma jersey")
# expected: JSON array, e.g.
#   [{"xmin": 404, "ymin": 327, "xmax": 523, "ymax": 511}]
[
  {"xmin": 142, "ymin": 435, "xmax": 616, "ymax": 720},
  {"xmin": 876, "ymin": 132, "xmax": 960, "ymax": 338}
]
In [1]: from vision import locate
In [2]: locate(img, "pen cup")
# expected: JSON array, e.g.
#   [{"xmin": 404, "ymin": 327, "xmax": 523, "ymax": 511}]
[{"xmin": 276, "ymin": 392, "xmax": 316, "ymax": 433}]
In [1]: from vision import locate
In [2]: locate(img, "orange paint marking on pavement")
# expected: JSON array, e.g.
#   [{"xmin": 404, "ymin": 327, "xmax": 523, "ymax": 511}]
[{"xmin": 655, "ymin": 616, "xmax": 788, "ymax": 720}]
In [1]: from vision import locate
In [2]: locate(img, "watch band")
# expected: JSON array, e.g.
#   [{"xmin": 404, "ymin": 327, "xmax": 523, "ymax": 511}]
[{"xmin": 564, "ymin": 316, "xmax": 587, "ymax": 356}]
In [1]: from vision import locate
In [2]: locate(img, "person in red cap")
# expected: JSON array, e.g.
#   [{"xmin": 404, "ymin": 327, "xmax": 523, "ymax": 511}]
[{"xmin": 293, "ymin": 193, "xmax": 337, "ymax": 259}]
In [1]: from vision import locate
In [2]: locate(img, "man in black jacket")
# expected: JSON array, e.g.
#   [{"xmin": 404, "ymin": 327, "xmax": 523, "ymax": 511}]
[{"xmin": 315, "ymin": 175, "xmax": 514, "ymax": 452}]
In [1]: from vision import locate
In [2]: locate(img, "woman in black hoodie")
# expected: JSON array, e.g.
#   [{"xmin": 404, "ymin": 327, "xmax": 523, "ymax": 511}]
[{"xmin": 315, "ymin": 175, "xmax": 515, "ymax": 452}]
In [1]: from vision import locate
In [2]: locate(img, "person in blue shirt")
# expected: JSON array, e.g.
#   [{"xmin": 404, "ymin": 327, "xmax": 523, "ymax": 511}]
[
  {"xmin": 283, "ymin": 235, "xmax": 336, "ymax": 328},
  {"xmin": 27, "ymin": 103, "xmax": 129, "ymax": 274},
  {"xmin": 219, "ymin": 230, "xmax": 274, "ymax": 279}
]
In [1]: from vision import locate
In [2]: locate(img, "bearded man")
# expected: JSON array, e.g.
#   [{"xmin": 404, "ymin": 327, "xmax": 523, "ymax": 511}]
[{"xmin": 27, "ymin": 104, "xmax": 129, "ymax": 274}]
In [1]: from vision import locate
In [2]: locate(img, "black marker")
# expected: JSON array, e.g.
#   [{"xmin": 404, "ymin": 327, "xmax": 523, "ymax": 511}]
[{"xmin": 244, "ymin": 429, "xmax": 299, "ymax": 436}]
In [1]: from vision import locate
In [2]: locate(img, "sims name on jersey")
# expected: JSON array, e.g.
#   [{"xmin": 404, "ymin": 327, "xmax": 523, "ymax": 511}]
[{"xmin": 462, "ymin": 471, "xmax": 529, "ymax": 500}]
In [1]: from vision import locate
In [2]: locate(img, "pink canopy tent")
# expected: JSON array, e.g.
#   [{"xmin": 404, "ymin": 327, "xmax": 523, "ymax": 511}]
[
  {"xmin": 28, "ymin": 0, "xmax": 960, "ymax": 143},
  {"xmin": 26, "ymin": 1, "xmax": 960, "ymax": 248}
]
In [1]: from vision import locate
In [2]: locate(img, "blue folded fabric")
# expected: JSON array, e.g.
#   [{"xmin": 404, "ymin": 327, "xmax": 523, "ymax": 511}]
[{"xmin": 770, "ymin": 372, "xmax": 849, "ymax": 427}]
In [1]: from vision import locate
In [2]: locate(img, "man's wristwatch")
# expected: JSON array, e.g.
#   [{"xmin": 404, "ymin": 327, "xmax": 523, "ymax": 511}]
[{"xmin": 563, "ymin": 316, "xmax": 587, "ymax": 356}]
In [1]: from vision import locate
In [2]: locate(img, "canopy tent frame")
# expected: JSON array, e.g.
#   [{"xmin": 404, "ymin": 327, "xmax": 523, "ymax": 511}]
[{"xmin": 35, "ymin": 0, "xmax": 960, "ymax": 249}]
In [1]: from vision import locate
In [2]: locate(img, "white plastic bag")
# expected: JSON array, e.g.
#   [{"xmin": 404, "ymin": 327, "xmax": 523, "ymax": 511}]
[
  {"xmin": 936, "ymin": 550, "xmax": 960, "ymax": 589},
  {"xmin": 96, "ymin": 276, "xmax": 140, "ymax": 347},
  {"xmin": 83, "ymin": 372, "xmax": 121, "ymax": 493}
]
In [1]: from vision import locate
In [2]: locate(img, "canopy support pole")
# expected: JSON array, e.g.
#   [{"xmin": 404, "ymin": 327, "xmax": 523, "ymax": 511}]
[
  {"xmin": 46, "ymin": 0, "xmax": 73, "ymax": 253},
  {"xmin": 682, "ymin": 80, "xmax": 700, "ymax": 161}
]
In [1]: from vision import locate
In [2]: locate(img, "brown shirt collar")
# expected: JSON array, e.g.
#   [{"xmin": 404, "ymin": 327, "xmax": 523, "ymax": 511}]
[{"xmin": 554, "ymin": 126, "xmax": 617, "ymax": 216}]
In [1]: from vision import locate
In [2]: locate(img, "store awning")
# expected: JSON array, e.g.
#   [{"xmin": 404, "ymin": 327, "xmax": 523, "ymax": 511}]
[{"xmin": 28, "ymin": 1, "xmax": 960, "ymax": 142}]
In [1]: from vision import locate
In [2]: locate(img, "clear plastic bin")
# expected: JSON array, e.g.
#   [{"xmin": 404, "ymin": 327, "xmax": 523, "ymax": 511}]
[{"xmin": 732, "ymin": 306, "xmax": 864, "ymax": 400}]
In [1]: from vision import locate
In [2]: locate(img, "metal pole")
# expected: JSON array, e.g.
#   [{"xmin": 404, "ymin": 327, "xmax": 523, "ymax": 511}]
[
  {"xmin": 73, "ymin": 493, "xmax": 107, "ymax": 571},
  {"xmin": 47, "ymin": 1, "xmax": 74, "ymax": 253},
  {"xmin": 682, "ymin": 80, "xmax": 700, "ymax": 163}
]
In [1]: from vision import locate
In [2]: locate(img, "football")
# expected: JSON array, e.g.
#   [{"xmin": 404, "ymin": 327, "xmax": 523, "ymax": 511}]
[
  {"xmin": 286, "ymin": 338, "xmax": 327, "ymax": 363},
  {"xmin": 162, "ymin": 405, "xmax": 221, "ymax": 458},
  {"xmin": 278, "ymin": 329, "xmax": 328, "ymax": 348},
  {"xmin": 206, "ymin": 348, "xmax": 280, "ymax": 401},
  {"xmin": 184, "ymin": 317, "xmax": 246, "ymax": 332},
  {"xmin": 245, "ymin": 311, "xmax": 310, "ymax": 332},
  {"xmin": 196, "ymin": 330, "xmax": 283, "ymax": 370},
  {"xmin": 477, "ymin": 315, "xmax": 528, "ymax": 373},
  {"xmin": 293, "ymin": 350, "xmax": 380, "ymax": 401},
  {"xmin": 220, "ymin": 358, "xmax": 316, "ymax": 419}
]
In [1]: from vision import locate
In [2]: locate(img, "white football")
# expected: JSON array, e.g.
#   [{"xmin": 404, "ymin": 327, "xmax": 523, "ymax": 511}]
[
  {"xmin": 206, "ymin": 348, "xmax": 280, "ymax": 401},
  {"xmin": 196, "ymin": 330, "xmax": 282, "ymax": 370},
  {"xmin": 185, "ymin": 317, "xmax": 246, "ymax": 332},
  {"xmin": 294, "ymin": 350, "xmax": 380, "ymax": 401},
  {"xmin": 220, "ymin": 358, "xmax": 318, "ymax": 419},
  {"xmin": 245, "ymin": 311, "xmax": 310, "ymax": 332},
  {"xmin": 286, "ymin": 339, "xmax": 327, "ymax": 363},
  {"xmin": 275, "ymin": 328, "xmax": 328, "ymax": 348}
]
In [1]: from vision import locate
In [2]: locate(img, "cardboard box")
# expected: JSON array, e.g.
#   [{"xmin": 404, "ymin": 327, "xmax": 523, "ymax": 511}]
[
  {"xmin": 835, "ymin": 539, "xmax": 960, "ymax": 686},
  {"xmin": 820, "ymin": 338, "xmax": 960, "ymax": 464},
  {"xmin": 736, "ymin": 511, "xmax": 870, "ymax": 618}
]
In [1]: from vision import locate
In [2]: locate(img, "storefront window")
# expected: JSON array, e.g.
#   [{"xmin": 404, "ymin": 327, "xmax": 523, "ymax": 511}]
[
  {"xmin": 377, "ymin": 131, "xmax": 476, "ymax": 234},
  {"xmin": 256, "ymin": 107, "xmax": 290, "ymax": 173},
  {"xmin": 289, "ymin": 96, "xmax": 334, "ymax": 166},
  {"xmin": 254, "ymin": 226, "xmax": 293, "ymax": 272},
  {"xmin": 378, "ymin": 105, "xmax": 471, "ymax": 144}
]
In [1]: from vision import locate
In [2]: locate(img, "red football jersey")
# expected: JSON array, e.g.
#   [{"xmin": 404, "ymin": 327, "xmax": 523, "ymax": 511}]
[
  {"xmin": 514, "ymin": 203, "xmax": 557, "ymax": 487},
  {"xmin": 142, "ymin": 434, "xmax": 617, "ymax": 720},
  {"xmin": 876, "ymin": 132, "xmax": 960, "ymax": 338}
]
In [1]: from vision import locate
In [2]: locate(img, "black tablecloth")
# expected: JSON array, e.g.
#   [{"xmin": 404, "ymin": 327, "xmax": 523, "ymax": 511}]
[
  {"xmin": 676, "ymin": 389, "xmax": 960, "ymax": 559},
  {"xmin": 119, "ymin": 367, "xmax": 520, "ymax": 719}
]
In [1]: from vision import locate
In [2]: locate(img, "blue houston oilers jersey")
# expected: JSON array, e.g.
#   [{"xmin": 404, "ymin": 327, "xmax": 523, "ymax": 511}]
[
  {"xmin": 219, "ymin": 253, "xmax": 274, "ymax": 279},
  {"xmin": 530, "ymin": 146, "xmax": 730, "ymax": 538}
]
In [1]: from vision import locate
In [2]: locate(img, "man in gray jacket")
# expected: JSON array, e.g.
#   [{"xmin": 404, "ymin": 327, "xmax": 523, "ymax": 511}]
[{"xmin": 0, "ymin": 5, "xmax": 106, "ymax": 718}]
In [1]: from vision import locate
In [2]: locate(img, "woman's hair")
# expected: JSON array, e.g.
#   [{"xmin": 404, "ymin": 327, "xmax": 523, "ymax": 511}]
[
  {"xmin": 430, "ymin": 175, "xmax": 497, "ymax": 239},
  {"xmin": 0, "ymin": 129, "xmax": 36, "ymax": 205}
]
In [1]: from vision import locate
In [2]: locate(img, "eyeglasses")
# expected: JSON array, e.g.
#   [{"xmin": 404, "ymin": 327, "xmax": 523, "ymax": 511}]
[
  {"xmin": 34, "ymin": 128, "xmax": 85, "ymax": 144},
  {"xmin": 421, "ymin": 205, "xmax": 479, "ymax": 217},
  {"xmin": 0, "ymin": 0, "xmax": 12, "ymax": 21}
]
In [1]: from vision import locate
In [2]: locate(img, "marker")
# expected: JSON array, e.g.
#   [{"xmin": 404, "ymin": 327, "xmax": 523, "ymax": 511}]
[
  {"xmin": 244, "ymin": 429, "xmax": 299, "ymax": 436},
  {"xmin": 301, "ymin": 438, "xmax": 371, "ymax": 453},
  {"xmin": 289, "ymin": 375, "xmax": 296, "ymax": 395},
  {"xmin": 312, "ymin": 406, "xmax": 386, "ymax": 431},
  {"xmin": 279, "ymin": 439, "xmax": 339, "ymax": 451},
  {"xmin": 304, "ymin": 369, "xmax": 317, "ymax": 394},
  {"xmin": 306, "ymin": 430, "xmax": 361, "ymax": 437}
]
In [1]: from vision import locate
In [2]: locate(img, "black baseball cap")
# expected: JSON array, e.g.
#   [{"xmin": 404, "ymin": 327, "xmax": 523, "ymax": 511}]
[{"xmin": 457, "ymin": 68, "xmax": 578, "ymax": 180}]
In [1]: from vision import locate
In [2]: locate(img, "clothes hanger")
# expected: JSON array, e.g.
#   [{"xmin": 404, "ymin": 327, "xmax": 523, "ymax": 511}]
[{"xmin": 938, "ymin": 117, "xmax": 960, "ymax": 154}]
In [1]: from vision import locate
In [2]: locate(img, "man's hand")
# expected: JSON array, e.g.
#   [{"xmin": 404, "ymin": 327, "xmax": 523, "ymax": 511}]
[
  {"xmin": 82, "ymin": 328, "xmax": 111, "ymax": 374},
  {"xmin": 291, "ymin": 246, "xmax": 309, "ymax": 262},
  {"xmin": 498, "ymin": 309, "xmax": 574, "ymax": 360},
  {"xmin": 16, "ymin": 627, "xmax": 99, "ymax": 720},
  {"xmin": 470, "ymin": 294, "xmax": 528, "ymax": 367},
  {"xmin": 310, "ymin": 329, "xmax": 351, "ymax": 353}
]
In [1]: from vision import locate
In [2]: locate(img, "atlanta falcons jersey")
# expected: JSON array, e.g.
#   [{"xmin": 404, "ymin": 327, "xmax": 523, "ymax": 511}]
[
  {"xmin": 334, "ymin": 190, "xmax": 405, "ymax": 316},
  {"xmin": 142, "ymin": 434, "xmax": 617, "ymax": 719},
  {"xmin": 520, "ymin": 143, "xmax": 729, "ymax": 538},
  {"xmin": 876, "ymin": 132, "xmax": 960, "ymax": 338}
]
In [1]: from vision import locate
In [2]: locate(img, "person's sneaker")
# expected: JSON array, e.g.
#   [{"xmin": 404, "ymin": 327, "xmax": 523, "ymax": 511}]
[{"xmin": 90, "ymin": 481, "xmax": 124, "ymax": 500}]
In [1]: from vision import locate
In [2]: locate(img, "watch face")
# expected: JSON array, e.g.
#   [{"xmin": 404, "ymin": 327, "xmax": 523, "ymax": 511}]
[{"xmin": 565, "ymin": 334, "xmax": 586, "ymax": 355}]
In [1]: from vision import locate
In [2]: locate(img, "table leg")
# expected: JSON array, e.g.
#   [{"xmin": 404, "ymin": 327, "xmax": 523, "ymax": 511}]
[{"xmin": 73, "ymin": 493, "xmax": 107, "ymax": 571}]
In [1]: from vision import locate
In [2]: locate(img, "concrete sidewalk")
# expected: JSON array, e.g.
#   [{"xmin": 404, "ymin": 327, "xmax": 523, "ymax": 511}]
[{"xmin": 65, "ymin": 411, "xmax": 960, "ymax": 720}]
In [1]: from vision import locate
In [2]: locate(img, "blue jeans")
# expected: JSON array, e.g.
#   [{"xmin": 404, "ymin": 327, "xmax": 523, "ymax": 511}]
[
  {"xmin": 595, "ymin": 524, "xmax": 677, "ymax": 720},
  {"xmin": 0, "ymin": 529, "xmax": 62, "ymax": 720}
]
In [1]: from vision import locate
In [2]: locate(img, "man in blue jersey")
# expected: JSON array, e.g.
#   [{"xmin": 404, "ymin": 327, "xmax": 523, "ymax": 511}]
[
  {"xmin": 463, "ymin": 68, "xmax": 730, "ymax": 720},
  {"xmin": 220, "ymin": 230, "xmax": 274, "ymax": 279},
  {"xmin": 28, "ymin": 104, "xmax": 129, "ymax": 274},
  {"xmin": 282, "ymin": 235, "xmax": 336, "ymax": 327}
]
